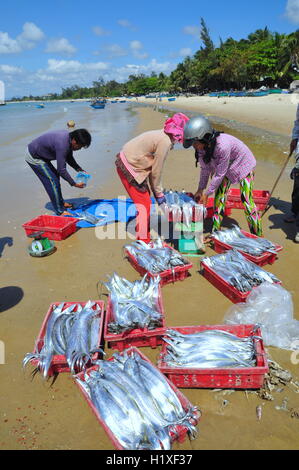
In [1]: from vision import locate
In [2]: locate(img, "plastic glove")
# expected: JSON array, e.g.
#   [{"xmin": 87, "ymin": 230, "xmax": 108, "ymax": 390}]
[{"xmin": 156, "ymin": 195, "xmax": 166, "ymax": 205}]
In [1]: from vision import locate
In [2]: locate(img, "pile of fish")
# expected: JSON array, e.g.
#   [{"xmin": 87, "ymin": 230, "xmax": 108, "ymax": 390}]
[
  {"xmin": 76, "ymin": 349, "xmax": 199, "ymax": 450},
  {"xmin": 23, "ymin": 301, "xmax": 103, "ymax": 377},
  {"xmin": 73, "ymin": 210, "xmax": 105, "ymax": 225},
  {"xmin": 212, "ymin": 225, "xmax": 277, "ymax": 256},
  {"xmin": 202, "ymin": 249, "xmax": 280, "ymax": 292},
  {"xmin": 162, "ymin": 329, "xmax": 257, "ymax": 369},
  {"xmin": 104, "ymin": 273, "xmax": 163, "ymax": 333},
  {"xmin": 124, "ymin": 238, "xmax": 189, "ymax": 274},
  {"xmin": 162, "ymin": 190, "xmax": 204, "ymax": 226}
]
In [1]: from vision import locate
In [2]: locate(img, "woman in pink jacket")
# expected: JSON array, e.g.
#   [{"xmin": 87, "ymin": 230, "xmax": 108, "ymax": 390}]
[
  {"xmin": 115, "ymin": 113, "xmax": 189, "ymax": 243},
  {"xmin": 183, "ymin": 115, "xmax": 262, "ymax": 236}
]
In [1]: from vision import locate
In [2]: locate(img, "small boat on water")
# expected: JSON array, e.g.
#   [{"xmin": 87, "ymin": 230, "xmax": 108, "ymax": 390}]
[
  {"xmin": 36, "ymin": 103, "xmax": 45, "ymax": 108},
  {"xmin": 168, "ymin": 97, "xmax": 176, "ymax": 101},
  {"xmin": 90, "ymin": 100, "xmax": 106, "ymax": 109}
]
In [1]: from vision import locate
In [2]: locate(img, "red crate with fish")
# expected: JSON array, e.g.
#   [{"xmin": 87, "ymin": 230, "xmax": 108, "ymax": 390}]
[
  {"xmin": 104, "ymin": 285, "xmax": 166, "ymax": 351},
  {"xmin": 26, "ymin": 301, "xmax": 105, "ymax": 377},
  {"xmin": 212, "ymin": 230, "xmax": 283, "ymax": 267},
  {"xmin": 227, "ymin": 189, "xmax": 270, "ymax": 211},
  {"xmin": 157, "ymin": 325, "xmax": 268, "ymax": 389},
  {"xmin": 200, "ymin": 253, "xmax": 282, "ymax": 304},
  {"xmin": 74, "ymin": 347, "xmax": 201, "ymax": 450},
  {"xmin": 23, "ymin": 214, "xmax": 79, "ymax": 241},
  {"xmin": 124, "ymin": 242, "xmax": 193, "ymax": 286}
]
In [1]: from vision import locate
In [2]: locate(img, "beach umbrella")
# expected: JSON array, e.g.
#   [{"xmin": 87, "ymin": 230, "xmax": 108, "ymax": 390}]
[{"xmin": 261, "ymin": 151, "xmax": 293, "ymax": 218}]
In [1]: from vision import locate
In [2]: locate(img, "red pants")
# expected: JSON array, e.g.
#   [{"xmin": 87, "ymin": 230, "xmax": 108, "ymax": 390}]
[{"xmin": 117, "ymin": 167, "xmax": 151, "ymax": 243}]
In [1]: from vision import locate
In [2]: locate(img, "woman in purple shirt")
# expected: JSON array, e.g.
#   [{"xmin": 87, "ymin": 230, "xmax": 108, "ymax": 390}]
[
  {"xmin": 183, "ymin": 115, "xmax": 262, "ymax": 236},
  {"xmin": 26, "ymin": 129, "xmax": 91, "ymax": 215}
]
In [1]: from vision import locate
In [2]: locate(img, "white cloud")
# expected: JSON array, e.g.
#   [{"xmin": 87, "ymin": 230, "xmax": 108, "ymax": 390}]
[
  {"xmin": 104, "ymin": 44, "xmax": 128, "ymax": 57},
  {"xmin": 0, "ymin": 22, "xmax": 44, "ymax": 54},
  {"xmin": 0, "ymin": 64, "xmax": 22, "ymax": 74},
  {"xmin": 129, "ymin": 40, "xmax": 148, "ymax": 59},
  {"xmin": 115, "ymin": 59, "xmax": 174, "ymax": 80},
  {"xmin": 0, "ymin": 32, "xmax": 21, "ymax": 54},
  {"xmin": 45, "ymin": 38, "xmax": 77, "ymax": 56},
  {"xmin": 285, "ymin": 0, "xmax": 299, "ymax": 23},
  {"xmin": 45, "ymin": 59, "xmax": 109, "ymax": 74},
  {"xmin": 117, "ymin": 19, "xmax": 137, "ymax": 31},
  {"xmin": 20, "ymin": 22, "xmax": 44, "ymax": 42},
  {"xmin": 92, "ymin": 26, "xmax": 110, "ymax": 36},
  {"xmin": 183, "ymin": 25, "xmax": 201, "ymax": 39}
]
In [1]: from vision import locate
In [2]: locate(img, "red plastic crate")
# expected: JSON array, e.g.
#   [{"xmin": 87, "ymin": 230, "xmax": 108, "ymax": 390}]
[
  {"xmin": 212, "ymin": 230, "xmax": 283, "ymax": 266},
  {"xmin": 227, "ymin": 189, "xmax": 270, "ymax": 211},
  {"xmin": 158, "ymin": 325, "xmax": 268, "ymax": 389},
  {"xmin": 31, "ymin": 300, "xmax": 105, "ymax": 376},
  {"xmin": 104, "ymin": 285, "xmax": 166, "ymax": 351},
  {"xmin": 125, "ymin": 243, "xmax": 193, "ymax": 286},
  {"xmin": 205, "ymin": 197, "xmax": 232, "ymax": 218},
  {"xmin": 74, "ymin": 347, "xmax": 201, "ymax": 450},
  {"xmin": 23, "ymin": 214, "xmax": 78, "ymax": 240},
  {"xmin": 200, "ymin": 258, "xmax": 282, "ymax": 303}
]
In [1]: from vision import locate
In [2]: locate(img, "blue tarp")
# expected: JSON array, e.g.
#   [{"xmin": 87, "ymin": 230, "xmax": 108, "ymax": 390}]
[{"xmin": 68, "ymin": 197, "xmax": 155, "ymax": 228}]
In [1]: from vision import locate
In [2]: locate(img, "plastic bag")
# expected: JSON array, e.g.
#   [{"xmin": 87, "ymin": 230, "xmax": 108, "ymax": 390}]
[{"xmin": 224, "ymin": 282, "xmax": 299, "ymax": 350}]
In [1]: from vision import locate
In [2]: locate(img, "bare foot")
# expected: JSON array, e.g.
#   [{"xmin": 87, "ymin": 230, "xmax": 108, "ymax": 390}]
[
  {"xmin": 61, "ymin": 211, "xmax": 73, "ymax": 216},
  {"xmin": 63, "ymin": 202, "xmax": 73, "ymax": 209}
]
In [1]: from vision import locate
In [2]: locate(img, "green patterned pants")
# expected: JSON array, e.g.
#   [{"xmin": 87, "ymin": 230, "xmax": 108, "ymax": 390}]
[{"xmin": 212, "ymin": 173, "xmax": 263, "ymax": 236}]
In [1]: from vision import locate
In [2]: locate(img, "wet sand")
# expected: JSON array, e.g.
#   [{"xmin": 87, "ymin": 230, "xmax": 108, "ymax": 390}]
[{"xmin": 0, "ymin": 103, "xmax": 299, "ymax": 450}]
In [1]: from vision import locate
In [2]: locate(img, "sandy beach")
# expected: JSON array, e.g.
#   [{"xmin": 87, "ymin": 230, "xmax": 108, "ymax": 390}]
[{"xmin": 1, "ymin": 96, "xmax": 299, "ymax": 451}]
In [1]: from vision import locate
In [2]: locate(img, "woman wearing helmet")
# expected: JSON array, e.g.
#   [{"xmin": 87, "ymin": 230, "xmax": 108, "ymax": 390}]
[
  {"xmin": 183, "ymin": 115, "xmax": 262, "ymax": 236},
  {"xmin": 115, "ymin": 113, "xmax": 189, "ymax": 243}
]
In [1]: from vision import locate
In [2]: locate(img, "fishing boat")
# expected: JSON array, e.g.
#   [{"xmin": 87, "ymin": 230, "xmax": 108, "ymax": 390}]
[
  {"xmin": 90, "ymin": 100, "xmax": 105, "ymax": 109},
  {"xmin": 268, "ymin": 88, "xmax": 282, "ymax": 94},
  {"xmin": 246, "ymin": 91, "xmax": 268, "ymax": 97}
]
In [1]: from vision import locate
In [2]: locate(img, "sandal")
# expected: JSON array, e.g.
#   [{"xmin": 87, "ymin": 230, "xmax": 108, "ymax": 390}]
[
  {"xmin": 63, "ymin": 202, "xmax": 74, "ymax": 209},
  {"xmin": 61, "ymin": 211, "xmax": 72, "ymax": 216}
]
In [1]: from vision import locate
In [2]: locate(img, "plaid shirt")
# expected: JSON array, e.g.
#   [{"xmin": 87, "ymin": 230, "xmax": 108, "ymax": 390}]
[{"xmin": 197, "ymin": 133, "xmax": 256, "ymax": 195}]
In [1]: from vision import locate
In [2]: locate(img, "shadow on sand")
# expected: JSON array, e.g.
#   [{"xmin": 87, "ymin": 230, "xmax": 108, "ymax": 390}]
[
  {"xmin": 266, "ymin": 197, "xmax": 297, "ymax": 241},
  {"xmin": 0, "ymin": 286, "xmax": 24, "ymax": 313},
  {"xmin": 0, "ymin": 237, "xmax": 13, "ymax": 257}
]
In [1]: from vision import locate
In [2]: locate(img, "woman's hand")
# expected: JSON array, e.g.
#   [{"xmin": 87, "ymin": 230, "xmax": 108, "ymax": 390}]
[
  {"xmin": 74, "ymin": 182, "xmax": 86, "ymax": 188},
  {"xmin": 194, "ymin": 189, "xmax": 203, "ymax": 202},
  {"xmin": 199, "ymin": 193, "xmax": 208, "ymax": 206}
]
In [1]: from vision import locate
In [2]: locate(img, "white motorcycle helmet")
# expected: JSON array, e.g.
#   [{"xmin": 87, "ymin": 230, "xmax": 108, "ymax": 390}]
[{"xmin": 183, "ymin": 115, "xmax": 214, "ymax": 148}]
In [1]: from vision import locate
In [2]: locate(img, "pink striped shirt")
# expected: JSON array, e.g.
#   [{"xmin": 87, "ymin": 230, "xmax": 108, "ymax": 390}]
[{"xmin": 197, "ymin": 133, "xmax": 256, "ymax": 195}]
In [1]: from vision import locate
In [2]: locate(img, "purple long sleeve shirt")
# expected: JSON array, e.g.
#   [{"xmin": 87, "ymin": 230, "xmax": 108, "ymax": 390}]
[
  {"xmin": 28, "ymin": 130, "xmax": 83, "ymax": 186},
  {"xmin": 196, "ymin": 133, "xmax": 256, "ymax": 195}
]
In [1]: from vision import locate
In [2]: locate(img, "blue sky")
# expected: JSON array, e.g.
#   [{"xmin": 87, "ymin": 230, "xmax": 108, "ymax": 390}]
[{"xmin": 0, "ymin": 0, "xmax": 299, "ymax": 98}]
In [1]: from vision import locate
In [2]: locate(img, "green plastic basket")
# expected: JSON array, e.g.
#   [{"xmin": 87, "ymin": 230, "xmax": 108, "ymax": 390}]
[{"xmin": 178, "ymin": 237, "xmax": 205, "ymax": 255}]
